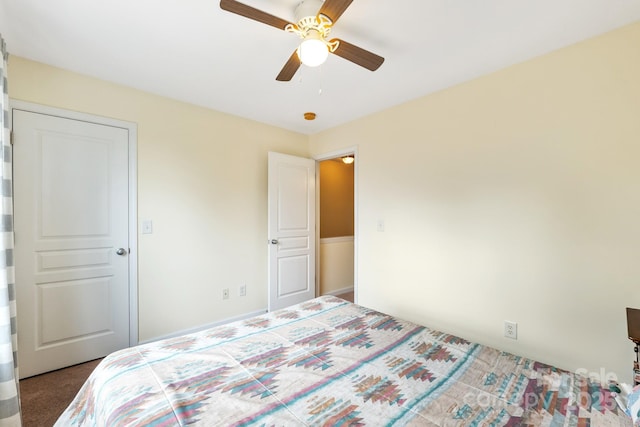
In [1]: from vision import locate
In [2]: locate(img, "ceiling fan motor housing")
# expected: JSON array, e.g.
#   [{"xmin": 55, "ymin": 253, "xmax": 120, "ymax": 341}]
[{"xmin": 294, "ymin": 0, "xmax": 325, "ymax": 22}]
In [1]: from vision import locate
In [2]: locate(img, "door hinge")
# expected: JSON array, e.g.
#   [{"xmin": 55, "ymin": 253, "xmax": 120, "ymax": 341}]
[{"xmin": 10, "ymin": 131, "xmax": 13, "ymax": 145}]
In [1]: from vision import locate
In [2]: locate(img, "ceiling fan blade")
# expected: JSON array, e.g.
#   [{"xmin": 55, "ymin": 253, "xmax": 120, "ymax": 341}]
[
  {"xmin": 220, "ymin": 0, "xmax": 293, "ymax": 30},
  {"xmin": 276, "ymin": 51, "xmax": 302, "ymax": 81},
  {"xmin": 318, "ymin": 0, "xmax": 353, "ymax": 24},
  {"xmin": 330, "ymin": 39, "xmax": 384, "ymax": 71}
]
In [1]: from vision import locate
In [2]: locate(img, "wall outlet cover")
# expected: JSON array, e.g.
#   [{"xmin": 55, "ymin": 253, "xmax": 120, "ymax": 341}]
[{"xmin": 504, "ymin": 321, "xmax": 517, "ymax": 339}]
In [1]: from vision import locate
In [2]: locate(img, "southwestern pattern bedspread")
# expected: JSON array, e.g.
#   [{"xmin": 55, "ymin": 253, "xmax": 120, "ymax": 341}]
[{"xmin": 56, "ymin": 296, "xmax": 630, "ymax": 426}]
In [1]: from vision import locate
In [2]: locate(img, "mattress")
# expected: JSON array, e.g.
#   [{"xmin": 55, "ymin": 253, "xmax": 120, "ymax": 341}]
[{"xmin": 55, "ymin": 296, "xmax": 631, "ymax": 426}]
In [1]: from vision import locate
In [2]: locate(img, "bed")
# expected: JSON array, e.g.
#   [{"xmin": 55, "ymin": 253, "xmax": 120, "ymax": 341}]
[{"xmin": 56, "ymin": 296, "xmax": 632, "ymax": 426}]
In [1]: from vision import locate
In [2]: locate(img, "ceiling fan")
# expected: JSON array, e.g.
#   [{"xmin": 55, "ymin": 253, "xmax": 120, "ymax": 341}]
[{"xmin": 219, "ymin": 0, "xmax": 384, "ymax": 81}]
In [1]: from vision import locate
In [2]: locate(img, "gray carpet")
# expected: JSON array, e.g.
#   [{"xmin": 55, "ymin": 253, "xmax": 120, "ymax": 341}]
[{"xmin": 19, "ymin": 358, "xmax": 102, "ymax": 427}]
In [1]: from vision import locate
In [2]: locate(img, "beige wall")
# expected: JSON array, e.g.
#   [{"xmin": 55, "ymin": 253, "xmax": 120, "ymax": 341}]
[
  {"xmin": 9, "ymin": 57, "xmax": 309, "ymax": 341},
  {"xmin": 319, "ymin": 159, "xmax": 354, "ymax": 238},
  {"xmin": 310, "ymin": 22, "xmax": 640, "ymax": 383}
]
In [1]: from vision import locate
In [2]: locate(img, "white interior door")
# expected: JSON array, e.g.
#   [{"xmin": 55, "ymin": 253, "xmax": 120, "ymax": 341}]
[
  {"xmin": 14, "ymin": 109, "xmax": 132, "ymax": 378},
  {"xmin": 268, "ymin": 152, "xmax": 316, "ymax": 311}
]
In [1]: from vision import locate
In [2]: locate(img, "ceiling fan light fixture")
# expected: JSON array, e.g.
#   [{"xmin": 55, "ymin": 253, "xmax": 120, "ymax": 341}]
[{"xmin": 297, "ymin": 30, "xmax": 329, "ymax": 67}]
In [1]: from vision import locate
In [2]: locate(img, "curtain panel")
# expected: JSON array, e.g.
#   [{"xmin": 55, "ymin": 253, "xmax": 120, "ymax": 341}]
[{"xmin": 0, "ymin": 34, "xmax": 21, "ymax": 426}]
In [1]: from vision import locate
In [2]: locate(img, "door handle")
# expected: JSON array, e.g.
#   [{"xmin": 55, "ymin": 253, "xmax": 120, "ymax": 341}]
[
  {"xmin": 270, "ymin": 239, "xmax": 278, "ymax": 245},
  {"xmin": 116, "ymin": 248, "xmax": 127, "ymax": 256}
]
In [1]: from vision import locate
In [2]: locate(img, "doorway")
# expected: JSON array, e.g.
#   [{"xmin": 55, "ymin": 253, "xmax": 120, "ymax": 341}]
[{"xmin": 316, "ymin": 149, "xmax": 357, "ymax": 302}]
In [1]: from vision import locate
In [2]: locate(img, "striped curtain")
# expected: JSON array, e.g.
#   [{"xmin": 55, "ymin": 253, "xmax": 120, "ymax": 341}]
[{"xmin": 0, "ymin": 35, "xmax": 21, "ymax": 426}]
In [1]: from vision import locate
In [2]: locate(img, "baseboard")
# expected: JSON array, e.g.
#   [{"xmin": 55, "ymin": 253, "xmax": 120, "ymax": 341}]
[
  {"xmin": 322, "ymin": 286, "xmax": 354, "ymax": 297},
  {"xmin": 138, "ymin": 308, "xmax": 268, "ymax": 345}
]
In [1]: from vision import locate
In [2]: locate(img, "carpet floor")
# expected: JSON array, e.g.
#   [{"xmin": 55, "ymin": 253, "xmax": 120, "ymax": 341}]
[
  {"xmin": 19, "ymin": 358, "xmax": 102, "ymax": 427},
  {"xmin": 335, "ymin": 291, "xmax": 354, "ymax": 302}
]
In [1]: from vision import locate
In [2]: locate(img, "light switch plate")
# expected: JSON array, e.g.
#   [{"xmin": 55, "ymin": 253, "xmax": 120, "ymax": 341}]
[{"xmin": 142, "ymin": 219, "xmax": 153, "ymax": 234}]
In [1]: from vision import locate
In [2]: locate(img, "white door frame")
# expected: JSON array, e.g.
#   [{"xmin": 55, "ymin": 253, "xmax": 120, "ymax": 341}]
[
  {"xmin": 313, "ymin": 146, "xmax": 358, "ymax": 303},
  {"xmin": 10, "ymin": 100, "xmax": 139, "ymax": 346}
]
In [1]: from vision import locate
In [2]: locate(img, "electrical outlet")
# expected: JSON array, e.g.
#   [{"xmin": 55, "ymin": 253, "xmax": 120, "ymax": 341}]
[
  {"xmin": 239, "ymin": 284, "xmax": 246, "ymax": 297},
  {"xmin": 223, "ymin": 288, "xmax": 230, "ymax": 300},
  {"xmin": 504, "ymin": 321, "xmax": 517, "ymax": 339}
]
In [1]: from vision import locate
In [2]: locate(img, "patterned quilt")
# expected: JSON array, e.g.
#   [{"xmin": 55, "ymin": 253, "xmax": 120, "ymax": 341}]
[{"xmin": 55, "ymin": 296, "xmax": 631, "ymax": 426}]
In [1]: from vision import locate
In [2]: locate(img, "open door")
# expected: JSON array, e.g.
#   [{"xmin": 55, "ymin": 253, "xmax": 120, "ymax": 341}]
[{"xmin": 267, "ymin": 152, "xmax": 316, "ymax": 311}]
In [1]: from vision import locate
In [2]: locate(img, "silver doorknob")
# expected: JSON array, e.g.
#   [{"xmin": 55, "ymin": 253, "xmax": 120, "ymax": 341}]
[
  {"xmin": 270, "ymin": 239, "xmax": 278, "ymax": 245},
  {"xmin": 116, "ymin": 248, "xmax": 127, "ymax": 256}
]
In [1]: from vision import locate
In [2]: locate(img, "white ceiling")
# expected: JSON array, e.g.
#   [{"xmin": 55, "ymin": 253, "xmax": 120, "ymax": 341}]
[{"xmin": 1, "ymin": 0, "xmax": 639, "ymax": 135}]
